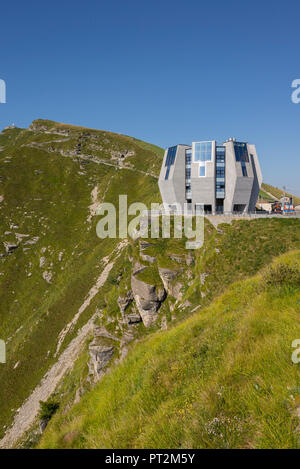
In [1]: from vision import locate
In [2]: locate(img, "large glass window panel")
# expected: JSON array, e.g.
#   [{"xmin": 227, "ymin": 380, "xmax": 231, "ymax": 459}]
[{"xmin": 194, "ymin": 141, "xmax": 212, "ymax": 162}]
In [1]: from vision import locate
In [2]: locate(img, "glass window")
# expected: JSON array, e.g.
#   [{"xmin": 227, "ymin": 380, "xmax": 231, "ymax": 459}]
[
  {"xmin": 165, "ymin": 146, "xmax": 177, "ymax": 166},
  {"xmin": 164, "ymin": 145, "xmax": 177, "ymax": 180},
  {"xmin": 241, "ymin": 160, "xmax": 248, "ymax": 177},
  {"xmin": 199, "ymin": 165, "xmax": 205, "ymax": 177},
  {"xmin": 194, "ymin": 141, "xmax": 212, "ymax": 162},
  {"xmin": 185, "ymin": 149, "xmax": 192, "ymax": 161},
  {"xmin": 234, "ymin": 142, "xmax": 249, "ymax": 162},
  {"xmin": 216, "ymin": 146, "xmax": 225, "ymax": 199},
  {"xmin": 216, "ymin": 147, "xmax": 225, "ymax": 163}
]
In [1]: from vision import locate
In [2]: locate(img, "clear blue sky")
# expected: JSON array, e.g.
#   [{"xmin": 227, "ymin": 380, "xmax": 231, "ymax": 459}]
[{"xmin": 0, "ymin": 0, "xmax": 299, "ymax": 194}]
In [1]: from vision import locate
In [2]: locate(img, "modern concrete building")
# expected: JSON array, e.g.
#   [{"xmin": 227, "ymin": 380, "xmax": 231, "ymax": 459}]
[{"xmin": 158, "ymin": 138, "xmax": 262, "ymax": 214}]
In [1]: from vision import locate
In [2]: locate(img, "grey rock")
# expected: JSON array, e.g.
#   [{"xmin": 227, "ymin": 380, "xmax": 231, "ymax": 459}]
[
  {"xmin": 88, "ymin": 341, "xmax": 114, "ymax": 377},
  {"xmin": 186, "ymin": 252, "xmax": 194, "ymax": 266},
  {"xmin": 24, "ymin": 236, "xmax": 39, "ymax": 245},
  {"xmin": 125, "ymin": 312, "xmax": 142, "ymax": 324},
  {"xmin": 42, "ymin": 271, "xmax": 52, "ymax": 283},
  {"xmin": 94, "ymin": 326, "xmax": 119, "ymax": 341},
  {"xmin": 169, "ymin": 254, "xmax": 183, "ymax": 263},
  {"xmin": 139, "ymin": 240, "xmax": 153, "ymax": 251},
  {"xmin": 118, "ymin": 290, "xmax": 134, "ymax": 315},
  {"xmin": 3, "ymin": 242, "xmax": 18, "ymax": 253},
  {"xmin": 140, "ymin": 253, "xmax": 157, "ymax": 263},
  {"xmin": 39, "ymin": 418, "xmax": 49, "ymax": 434},
  {"xmin": 132, "ymin": 262, "xmax": 147, "ymax": 276},
  {"xmin": 158, "ymin": 267, "xmax": 182, "ymax": 300},
  {"xmin": 131, "ymin": 275, "xmax": 166, "ymax": 327}
]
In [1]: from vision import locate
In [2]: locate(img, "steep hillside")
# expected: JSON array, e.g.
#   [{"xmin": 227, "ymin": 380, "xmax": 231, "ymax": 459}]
[
  {"xmin": 39, "ymin": 250, "xmax": 300, "ymax": 449},
  {"xmin": 0, "ymin": 120, "xmax": 163, "ymax": 440},
  {"xmin": 8, "ymin": 215, "xmax": 300, "ymax": 449},
  {"xmin": 1, "ymin": 120, "xmax": 300, "ymax": 449},
  {"xmin": 261, "ymin": 183, "xmax": 300, "ymax": 205}
]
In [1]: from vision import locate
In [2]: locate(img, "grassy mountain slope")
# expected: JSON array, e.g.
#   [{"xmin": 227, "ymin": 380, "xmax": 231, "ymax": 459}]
[
  {"xmin": 1, "ymin": 120, "xmax": 300, "ymax": 448},
  {"xmin": 0, "ymin": 120, "xmax": 162, "ymax": 437},
  {"xmin": 39, "ymin": 250, "xmax": 300, "ymax": 449},
  {"xmin": 9, "ymin": 215, "xmax": 296, "ymax": 449},
  {"xmin": 261, "ymin": 183, "xmax": 300, "ymax": 205}
]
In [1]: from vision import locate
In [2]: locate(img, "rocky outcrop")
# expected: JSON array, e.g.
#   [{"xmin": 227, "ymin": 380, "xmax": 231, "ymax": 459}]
[
  {"xmin": 139, "ymin": 240, "xmax": 153, "ymax": 251},
  {"xmin": 87, "ymin": 321, "xmax": 138, "ymax": 381},
  {"xmin": 88, "ymin": 338, "xmax": 115, "ymax": 378},
  {"xmin": 110, "ymin": 150, "xmax": 135, "ymax": 161},
  {"xmin": 139, "ymin": 241, "xmax": 156, "ymax": 263},
  {"xmin": 42, "ymin": 271, "xmax": 52, "ymax": 284},
  {"xmin": 140, "ymin": 253, "xmax": 157, "ymax": 263},
  {"xmin": 169, "ymin": 254, "xmax": 184, "ymax": 264},
  {"xmin": 131, "ymin": 265, "xmax": 166, "ymax": 327},
  {"xmin": 88, "ymin": 326, "xmax": 122, "ymax": 381},
  {"xmin": 124, "ymin": 311, "xmax": 142, "ymax": 324},
  {"xmin": 200, "ymin": 272, "xmax": 209, "ymax": 285},
  {"xmin": 39, "ymin": 419, "xmax": 49, "ymax": 434},
  {"xmin": 118, "ymin": 291, "xmax": 142, "ymax": 324},
  {"xmin": 186, "ymin": 252, "xmax": 194, "ymax": 266},
  {"xmin": 117, "ymin": 290, "xmax": 134, "ymax": 316},
  {"xmin": 158, "ymin": 267, "xmax": 182, "ymax": 300},
  {"xmin": 132, "ymin": 262, "xmax": 147, "ymax": 275},
  {"xmin": 3, "ymin": 241, "xmax": 18, "ymax": 254},
  {"xmin": 93, "ymin": 326, "xmax": 119, "ymax": 341}
]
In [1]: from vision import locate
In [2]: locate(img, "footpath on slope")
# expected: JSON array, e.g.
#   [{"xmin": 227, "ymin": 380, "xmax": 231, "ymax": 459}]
[{"xmin": 0, "ymin": 240, "xmax": 127, "ymax": 449}]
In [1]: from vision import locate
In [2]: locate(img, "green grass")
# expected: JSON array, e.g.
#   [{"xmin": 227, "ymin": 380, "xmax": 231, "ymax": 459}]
[
  {"xmin": 0, "ymin": 120, "xmax": 163, "ymax": 436},
  {"xmin": 262, "ymin": 183, "xmax": 300, "ymax": 206},
  {"xmin": 1, "ymin": 119, "xmax": 300, "ymax": 448},
  {"xmin": 258, "ymin": 189, "xmax": 274, "ymax": 201},
  {"xmin": 38, "ymin": 250, "xmax": 300, "ymax": 449}
]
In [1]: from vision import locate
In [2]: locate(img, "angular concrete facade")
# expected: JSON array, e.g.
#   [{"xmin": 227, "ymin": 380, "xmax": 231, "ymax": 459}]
[{"xmin": 158, "ymin": 138, "xmax": 262, "ymax": 214}]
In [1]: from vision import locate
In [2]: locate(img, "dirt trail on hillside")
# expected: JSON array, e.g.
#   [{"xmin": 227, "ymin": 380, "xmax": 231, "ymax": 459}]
[
  {"xmin": 24, "ymin": 142, "xmax": 159, "ymax": 179},
  {"xmin": 55, "ymin": 251, "xmax": 118, "ymax": 356},
  {"xmin": 262, "ymin": 189, "xmax": 277, "ymax": 200},
  {"xmin": 0, "ymin": 240, "xmax": 127, "ymax": 449}
]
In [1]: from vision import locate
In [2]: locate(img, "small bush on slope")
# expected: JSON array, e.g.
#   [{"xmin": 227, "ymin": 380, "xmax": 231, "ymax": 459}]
[
  {"xmin": 39, "ymin": 250, "xmax": 300, "ymax": 449},
  {"xmin": 39, "ymin": 399, "xmax": 60, "ymax": 421}
]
